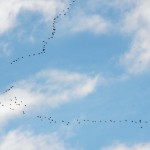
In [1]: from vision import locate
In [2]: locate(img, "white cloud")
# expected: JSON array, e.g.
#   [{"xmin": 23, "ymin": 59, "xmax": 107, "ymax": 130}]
[
  {"xmin": 102, "ymin": 142, "xmax": 150, "ymax": 150},
  {"xmin": 3, "ymin": 0, "xmax": 150, "ymax": 74},
  {"xmin": 81, "ymin": 0, "xmax": 150, "ymax": 74},
  {"xmin": 0, "ymin": 129, "xmax": 77, "ymax": 150},
  {"xmin": 64, "ymin": 0, "xmax": 150, "ymax": 74},
  {"xmin": 119, "ymin": 0, "xmax": 150, "ymax": 74},
  {"xmin": 68, "ymin": 12, "xmax": 111, "ymax": 34},
  {"xmin": 87, "ymin": 0, "xmax": 137, "ymax": 11},
  {"xmin": 0, "ymin": 0, "xmax": 68, "ymax": 34},
  {"xmin": 15, "ymin": 69, "xmax": 101, "ymax": 107},
  {"xmin": 0, "ymin": 42, "xmax": 12, "ymax": 57},
  {"xmin": 0, "ymin": 69, "xmax": 102, "ymax": 125},
  {"xmin": 0, "ymin": 0, "xmax": 112, "ymax": 36}
]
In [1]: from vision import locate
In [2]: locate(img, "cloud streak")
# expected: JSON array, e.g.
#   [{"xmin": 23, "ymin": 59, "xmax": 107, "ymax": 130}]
[
  {"xmin": 0, "ymin": 69, "xmax": 102, "ymax": 126},
  {"xmin": 102, "ymin": 142, "xmax": 150, "ymax": 150},
  {"xmin": 120, "ymin": 0, "xmax": 150, "ymax": 74},
  {"xmin": 66, "ymin": 12, "xmax": 111, "ymax": 34},
  {"xmin": 0, "ymin": 0, "xmax": 68, "ymax": 34},
  {"xmin": 0, "ymin": 129, "xmax": 78, "ymax": 150}
]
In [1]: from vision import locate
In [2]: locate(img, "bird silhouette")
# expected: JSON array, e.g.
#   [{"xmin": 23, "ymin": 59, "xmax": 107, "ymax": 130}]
[{"xmin": 1, "ymin": 86, "xmax": 14, "ymax": 94}]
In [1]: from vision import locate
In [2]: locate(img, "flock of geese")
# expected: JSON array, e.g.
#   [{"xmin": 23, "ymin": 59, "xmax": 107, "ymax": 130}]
[
  {"xmin": 0, "ymin": 96, "xmax": 27, "ymax": 114},
  {"xmin": 1, "ymin": 85, "xmax": 14, "ymax": 94},
  {"xmin": 0, "ymin": 94, "xmax": 148, "ymax": 129},
  {"xmin": 36, "ymin": 115, "xmax": 148, "ymax": 129},
  {"xmin": 0, "ymin": 88, "xmax": 148, "ymax": 129},
  {"xmin": 0, "ymin": 93, "xmax": 149, "ymax": 129},
  {"xmin": 0, "ymin": 0, "xmax": 148, "ymax": 130},
  {"xmin": 10, "ymin": 0, "xmax": 77, "ymax": 65}
]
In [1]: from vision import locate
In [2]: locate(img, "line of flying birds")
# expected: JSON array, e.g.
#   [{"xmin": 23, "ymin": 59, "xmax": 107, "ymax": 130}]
[
  {"xmin": 0, "ymin": 96, "xmax": 148, "ymax": 129},
  {"xmin": 35, "ymin": 115, "xmax": 148, "ymax": 129},
  {"xmin": 1, "ymin": 0, "xmax": 77, "ymax": 119},
  {"xmin": 10, "ymin": 0, "xmax": 77, "ymax": 65},
  {"xmin": 1, "ymin": 85, "xmax": 14, "ymax": 94},
  {"xmin": 1, "ymin": 0, "xmax": 148, "ymax": 131}
]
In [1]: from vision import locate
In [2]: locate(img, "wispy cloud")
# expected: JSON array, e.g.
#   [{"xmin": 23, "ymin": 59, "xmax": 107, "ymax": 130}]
[
  {"xmin": 0, "ymin": 69, "xmax": 102, "ymax": 125},
  {"xmin": 0, "ymin": 0, "xmax": 68, "ymax": 35},
  {"xmin": 78, "ymin": 0, "xmax": 150, "ymax": 75},
  {"xmin": 87, "ymin": 0, "xmax": 138, "ymax": 11},
  {"xmin": 0, "ymin": 42, "xmax": 12, "ymax": 57},
  {"xmin": 3, "ymin": 0, "xmax": 150, "ymax": 75},
  {"xmin": 102, "ymin": 142, "xmax": 150, "ymax": 150},
  {"xmin": 15, "ymin": 69, "xmax": 101, "ymax": 107},
  {"xmin": 0, "ymin": 0, "xmax": 112, "ymax": 36},
  {"xmin": 0, "ymin": 129, "xmax": 78, "ymax": 150},
  {"xmin": 64, "ymin": 12, "xmax": 111, "ymax": 34},
  {"xmin": 119, "ymin": 0, "xmax": 150, "ymax": 74}
]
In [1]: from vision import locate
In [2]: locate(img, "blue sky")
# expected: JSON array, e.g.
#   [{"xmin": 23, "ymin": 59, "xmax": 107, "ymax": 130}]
[{"xmin": 0, "ymin": 0, "xmax": 150, "ymax": 150}]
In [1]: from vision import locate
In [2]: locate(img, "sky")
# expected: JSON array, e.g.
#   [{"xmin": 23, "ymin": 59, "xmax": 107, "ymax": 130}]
[{"xmin": 0, "ymin": 0, "xmax": 150, "ymax": 150}]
